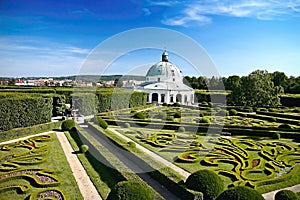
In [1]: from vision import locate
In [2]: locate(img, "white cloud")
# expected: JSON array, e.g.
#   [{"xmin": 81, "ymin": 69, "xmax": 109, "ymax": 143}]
[
  {"xmin": 147, "ymin": 0, "xmax": 180, "ymax": 6},
  {"xmin": 0, "ymin": 37, "xmax": 91, "ymax": 77},
  {"xmin": 160, "ymin": 0, "xmax": 300, "ymax": 26}
]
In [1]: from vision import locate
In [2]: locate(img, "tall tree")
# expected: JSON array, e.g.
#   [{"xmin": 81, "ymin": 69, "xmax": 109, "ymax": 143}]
[{"xmin": 229, "ymin": 70, "xmax": 282, "ymax": 107}]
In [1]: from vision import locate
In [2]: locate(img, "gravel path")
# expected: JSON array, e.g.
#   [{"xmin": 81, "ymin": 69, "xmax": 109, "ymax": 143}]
[{"xmin": 56, "ymin": 131, "xmax": 101, "ymax": 200}]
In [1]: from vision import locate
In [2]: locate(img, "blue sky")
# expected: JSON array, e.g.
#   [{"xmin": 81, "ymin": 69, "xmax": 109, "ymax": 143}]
[{"xmin": 1, "ymin": 0, "xmax": 300, "ymax": 77}]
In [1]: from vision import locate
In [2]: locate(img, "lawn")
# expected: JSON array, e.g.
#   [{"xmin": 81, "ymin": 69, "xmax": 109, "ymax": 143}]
[{"xmin": 0, "ymin": 133, "xmax": 83, "ymax": 200}]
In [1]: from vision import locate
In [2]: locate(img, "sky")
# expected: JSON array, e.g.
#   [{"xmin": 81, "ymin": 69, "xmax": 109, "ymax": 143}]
[{"xmin": 1, "ymin": 0, "xmax": 300, "ymax": 78}]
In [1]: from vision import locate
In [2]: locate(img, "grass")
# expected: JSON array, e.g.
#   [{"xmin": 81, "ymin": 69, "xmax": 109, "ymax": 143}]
[{"xmin": 0, "ymin": 133, "xmax": 83, "ymax": 200}]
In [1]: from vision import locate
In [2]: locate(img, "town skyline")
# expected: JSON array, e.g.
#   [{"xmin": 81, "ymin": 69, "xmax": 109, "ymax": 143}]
[{"xmin": 1, "ymin": 0, "xmax": 300, "ymax": 77}]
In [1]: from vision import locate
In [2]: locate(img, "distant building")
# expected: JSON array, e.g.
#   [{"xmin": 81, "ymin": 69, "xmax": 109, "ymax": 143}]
[{"xmin": 135, "ymin": 51, "xmax": 194, "ymax": 105}]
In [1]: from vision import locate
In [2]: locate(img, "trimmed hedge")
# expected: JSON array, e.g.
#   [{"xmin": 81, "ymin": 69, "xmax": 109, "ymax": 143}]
[
  {"xmin": 107, "ymin": 181, "xmax": 154, "ymax": 200},
  {"xmin": 0, "ymin": 94, "xmax": 53, "ymax": 131},
  {"xmin": 97, "ymin": 90, "xmax": 147, "ymax": 112},
  {"xmin": 94, "ymin": 116, "xmax": 108, "ymax": 129},
  {"xmin": 186, "ymin": 169, "xmax": 224, "ymax": 200},
  {"xmin": 61, "ymin": 119, "xmax": 75, "ymax": 131},
  {"xmin": 216, "ymin": 186, "xmax": 264, "ymax": 200},
  {"xmin": 275, "ymin": 190, "xmax": 298, "ymax": 200},
  {"xmin": 0, "ymin": 121, "xmax": 61, "ymax": 142},
  {"xmin": 133, "ymin": 112, "xmax": 146, "ymax": 120}
]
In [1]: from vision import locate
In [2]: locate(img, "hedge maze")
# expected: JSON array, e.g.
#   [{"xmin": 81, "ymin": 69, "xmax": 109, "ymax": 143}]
[{"xmin": 0, "ymin": 135, "xmax": 66, "ymax": 200}]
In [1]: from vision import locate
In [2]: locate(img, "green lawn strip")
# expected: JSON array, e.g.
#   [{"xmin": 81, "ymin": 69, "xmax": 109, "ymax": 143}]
[
  {"xmin": 89, "ymin": 123, "xmax": 203, "ymax": 200},
  {"xmin": 0, "ymin": 133, "xmax": 83, "ymax": 200},
  {"xmin": 69, "ymin": 125, "xmax": 164, "ymax": 200}
]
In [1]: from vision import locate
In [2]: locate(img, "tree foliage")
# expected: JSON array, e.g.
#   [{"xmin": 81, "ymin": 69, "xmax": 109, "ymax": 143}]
[{"xmin": 228, "ymin": 70, "xmax": 283, "ymax": 107}]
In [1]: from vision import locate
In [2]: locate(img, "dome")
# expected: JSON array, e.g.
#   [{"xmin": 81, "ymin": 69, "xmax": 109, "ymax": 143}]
[
  {"xmin": 146, "ymin": 51, "xmax": 182, "ymax": 78},
  {"xmin": 146, "ymin": 61, "xmax": 182, "ymax": 77}
]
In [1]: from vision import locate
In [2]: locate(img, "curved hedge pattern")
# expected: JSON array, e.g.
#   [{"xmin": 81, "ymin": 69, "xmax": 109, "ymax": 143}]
[{"xmin": 0, "ymin": 135, "xmax": 67, "ymax": 199}]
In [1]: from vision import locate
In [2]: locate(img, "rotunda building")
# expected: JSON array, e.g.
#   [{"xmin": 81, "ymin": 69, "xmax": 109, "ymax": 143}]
[{"xmin": 135, "ymin": 51, "xmax": 194, "ymax": 105}]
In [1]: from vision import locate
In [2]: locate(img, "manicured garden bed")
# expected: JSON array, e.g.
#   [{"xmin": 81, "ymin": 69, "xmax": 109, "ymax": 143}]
[{"xmin": 0, "ymin": 133, "xmax": 83, "ymax": 199}]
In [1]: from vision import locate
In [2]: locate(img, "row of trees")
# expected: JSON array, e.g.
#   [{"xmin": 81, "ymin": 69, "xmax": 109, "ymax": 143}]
[{"xmin": 184, "ymin": 71, "xmax": 300, "ymax": 93}]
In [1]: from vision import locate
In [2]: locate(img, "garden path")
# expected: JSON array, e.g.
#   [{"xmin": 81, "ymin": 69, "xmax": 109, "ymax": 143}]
[
  {"xmin": 108, "ymin": 128, "xmax": 191, "ymax": 179},
  {"xmin": 56, "ymin": 131, "xmax": 102, "ymax": 200}
]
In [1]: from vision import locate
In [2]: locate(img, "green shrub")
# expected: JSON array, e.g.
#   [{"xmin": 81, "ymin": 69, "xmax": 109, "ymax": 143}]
[
  {"xmin": 198, "ymin": 117, "xmax": 210, "ymax": 124},
  {"xmin": 133, "ymin": 112, "xmax": 145, "ymax": 120},
  {"xmin": 173, "ymin": 102, "xmax": 181, "ymax": 107},
  {"xmin": 61, "ymin": 119, "xmax": 75, "ymax": 131},
  {"xmin": 201, "ymin": 101, "xmax": 208, "ymax": 105},
  {"xmin": 278, "ymin": 123, "xmax": 292, "ymax": 129},
  {"xmin": 95, "ymin": 116, "xmax": 108, "ymax": 129},
  {"xmin": 80, "ymin": 144, "xmax": 89, "ymax": 153},
  {"xmin": 128, "ymin": 141, "xmax": 136, "ymax": 149},
  {"xmin": 229, "ymin": 109, "xmax": 238, "ymax": 116},
  {"xmin": 216, "ymin": 186, "xmax": 264, "ymax": 200},
  {"xmin": 107, "ymin": 181, "xmax": 154, "ymax": 200},
  {"xmin": 124, "ymin": 123, "xmax": 130, "ymax": 128},
  {"xmin": 162, "ymin": 102, "xmax": 168, "ymax": 106},
  {"xmin": 178, "ymin": 126, "xmax": 185, "ymax": 132},
  {"xmin": 208, "ymin": 102, "xmax": 213, "ymax": 107},
  {"xmin": 275, "ymin": 190, "xmax": 298, "ymax": 200},
  {"xmin": 174, "ymin": 111, "xmax": 182, "ymax": 118},
  {"xmin": 273, "ymin": 132, "xmax": 281, "ymax": 139},
  {"xmin": 186, "ymin": 169, "xmax": 224, "ymax": 200}
]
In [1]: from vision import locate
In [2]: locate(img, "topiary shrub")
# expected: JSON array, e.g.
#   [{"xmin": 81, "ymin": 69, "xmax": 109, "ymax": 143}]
[
  {"xmin": 174, "ymin": 111, "xmax": 182, "ymax": 118},
  {"xmin": 128, "ymin": 141, "xmax": 136, "ymax": 149},
  {"xmin": 275, "ymin": 189, "xmax": 298, "ymax": 200},
  {"xmin": 107, "ymin": 181, "xmax": 154, "ymax": 200},
  {"xmin": 229, "ymin": 109, "xmax": 238, "ymax": 116},
  {"xmin": 185, "ymin": 169, "xmax": 224, "ymax": 200},
  {"xmin": 61, "ymin": 119, "xmax": 75, "ymax": 131},
  {"xmin": 94, "ymin": 116, "xmax": 108, "ymax": 129},
  {"xmin": 178, "ymin": 126, "xmax": 185, "ymax": 132},
  {"xmin": 133, "ymin": 112, "xmax": 145, "ymax": 120},
  {"xmin": 198, "ymin": 117, "xmax": 210, "ymax": 124},
  {"xmin": 80, "ymin": 144, "xmax": 89, "ymax": 153},
  {"xmin": 273, "ymin": 132, "xmax": 280, "ymax": 140},
  {"xmin": 278, "ymin": 123, "xmax": 292, "ymax": 129},
  {"xmin": 216, "ymin": 186, "xmax": 264, "ymax": 200},
  {"xmin": 173, "ymin": 102, "xmax": 181, "ymax": 107},
  {"xmin": 124, "ymin": 123, "xmax": 130, "ymax": 128},
  {"xmin": 162, "ymin": 102, "xmax": 168, "ymax": 106}
]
